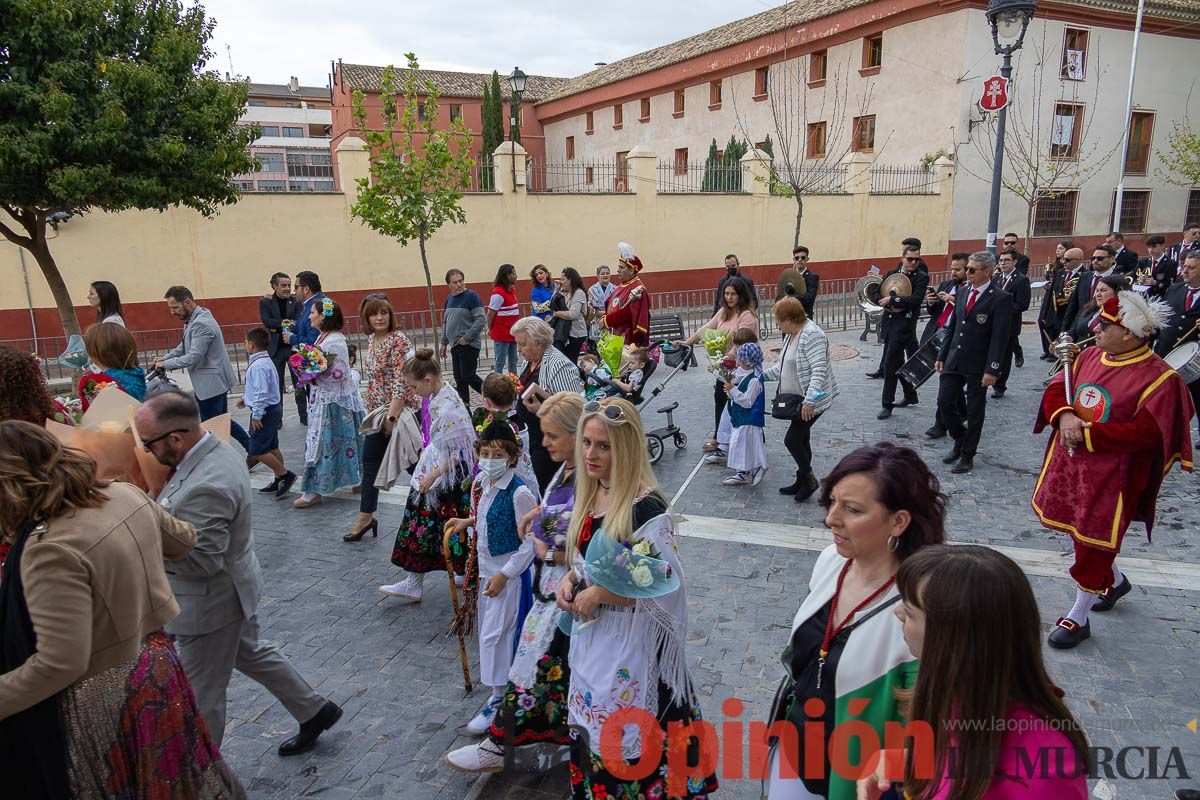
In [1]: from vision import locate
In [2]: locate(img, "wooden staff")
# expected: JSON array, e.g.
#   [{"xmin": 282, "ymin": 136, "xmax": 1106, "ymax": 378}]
[{"xmin": 442, "ymin": 522, "xmax": 473, "ymax": 694}]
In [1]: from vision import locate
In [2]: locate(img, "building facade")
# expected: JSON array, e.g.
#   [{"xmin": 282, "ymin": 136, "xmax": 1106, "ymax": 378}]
[{"xmin": 236, "ymin": 81, "xmax": 336, "ymax": 193}]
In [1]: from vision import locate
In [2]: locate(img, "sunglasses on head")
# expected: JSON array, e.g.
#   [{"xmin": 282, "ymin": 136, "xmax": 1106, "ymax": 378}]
[
  {"xmin": 583, "ymin": 399, "xmax": 628, "ymax": 422},
  {"xmin": 363, "ymin": 292, "xmax": 388, "ymax": 301}
]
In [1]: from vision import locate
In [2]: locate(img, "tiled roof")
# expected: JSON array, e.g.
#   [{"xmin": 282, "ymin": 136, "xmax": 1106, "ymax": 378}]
[
  {"xmin": 539, "ymin": 0, "xmax": 1199, "ymax": 104},
  {"xmin": 337, "ymin": 63, "xmax": 570, "ymax": 101},
  {"xmin": 248, "ymin": 82, "xmax": 330, "ymax": 100}
]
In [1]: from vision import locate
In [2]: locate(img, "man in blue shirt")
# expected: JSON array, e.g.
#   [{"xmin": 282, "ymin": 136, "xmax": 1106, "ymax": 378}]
[
  {"xmin": 238, "ymin": 327, "xmax": 296, "ymax": 498},
  {"xmin": 282, "ymin": 270, "xmax": 325, "ymax": 424}
]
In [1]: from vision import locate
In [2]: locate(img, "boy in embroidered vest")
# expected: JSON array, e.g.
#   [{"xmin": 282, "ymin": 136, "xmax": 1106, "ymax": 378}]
[
  {"xmin": 447, "ymin": 418, "xmax": 539, "ymax": 734},
  {"xmin": 477, "ymin": 373, "xmax": 540, "ymax": 498},
  {"xmin": 1033, "ymin": 293, "xmax": 1194, "ymax": 649},
  {"xmin": 723, "ymin": 342, "xmax": 769, "ymax": 487}
]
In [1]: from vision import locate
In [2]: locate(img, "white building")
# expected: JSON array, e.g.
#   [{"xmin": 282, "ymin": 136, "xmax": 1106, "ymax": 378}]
[{"xmin": 236, "ymin": 80, "xmax": 336, "ymax": 193}]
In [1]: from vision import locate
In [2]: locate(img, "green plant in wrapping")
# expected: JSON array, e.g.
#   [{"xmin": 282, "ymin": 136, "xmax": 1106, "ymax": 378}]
[
  {"xmin": 598, "ymin": 332, "xmax": 625, "ymax": 377},
  {"xmin": 699, "ymin": 328, "xmax": 730, "ymax": 361}
]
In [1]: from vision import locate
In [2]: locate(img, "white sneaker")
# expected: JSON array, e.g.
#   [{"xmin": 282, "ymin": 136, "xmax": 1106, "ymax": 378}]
[
  {"xmin": 722, "ymin": 471, "xmax": 749, "ymax": 486},
  {"xmin": 454, "ymin": 573, "xmax": 465, "ymax": 587},
  {"xmin": 704, "ymin": 451, "xmax": 727, "ymax": 465},
  {"xmin": 379, "ymin": 573, "xmax": 424, "ymax": 601},
  {"xmin": 751, "ymin": 468, "xmax": 766, "ymax": 487},
  {"xmin": 444, "ymin": 740, "xmax": 505, "ymax": 774},
  {"xmin": 465, "ymin": 696, "xmax": 502, "ymax": 735}
]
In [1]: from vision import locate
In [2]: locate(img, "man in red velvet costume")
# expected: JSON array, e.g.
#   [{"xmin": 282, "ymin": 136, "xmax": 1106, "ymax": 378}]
[
  {"xmin": 601, "ymin": 241, "xmax": 650, "ymax": 347},
  {"xmin": 1033, "ymin": 292, "xmax": 1194, "ymax": 649}
]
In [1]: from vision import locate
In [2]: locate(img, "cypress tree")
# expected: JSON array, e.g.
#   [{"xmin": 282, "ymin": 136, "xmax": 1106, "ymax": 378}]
[
  {"xmin": 479, "ymin": 81, "xmax": 495, "ymax": 190},
  {"xmin": 701, "ymin": 138, "xmax": 720, "ymax": 192}
]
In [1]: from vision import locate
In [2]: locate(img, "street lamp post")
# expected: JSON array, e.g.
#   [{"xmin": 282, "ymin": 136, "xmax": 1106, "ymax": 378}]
[
  {"xmin": 507, "ymin": 67, "xmax": 527, "ymax": 192},
  {"xmin": 984, "ymin": 0, "xmax": 1037, "ymax": 254}
]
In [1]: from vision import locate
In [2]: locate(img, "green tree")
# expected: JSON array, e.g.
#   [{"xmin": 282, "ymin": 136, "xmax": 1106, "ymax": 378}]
[
  {"xmin": 479, "ymin": 81, "xmax": 496, "ymax": 191},
  {"xmin": 351, "ymin": 54, "xmax": 473, "ymax": 348},
  {"xmin": 0, "ymin": 0, "xmax": 255, "ymax": 338},
  {"xmin": 1157, "ymin": 121, "xmax": 1200, "ymax": 187},
  {"xmin": 700, "ymin": 139, "xmax": 721, "ymax": 192},
  {"xmin": 720, "ymin": 136, "xmax": 748, "ymax": 191}
]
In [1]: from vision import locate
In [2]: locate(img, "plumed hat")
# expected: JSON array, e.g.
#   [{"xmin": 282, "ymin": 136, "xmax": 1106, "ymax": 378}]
[
  {"xmin": 617, "ymin": 241, "xmax": 645, "ymax": 273},
  {"xmin": 1099, "ymin": 293, "xmax": 1172, "ymax": 339}
]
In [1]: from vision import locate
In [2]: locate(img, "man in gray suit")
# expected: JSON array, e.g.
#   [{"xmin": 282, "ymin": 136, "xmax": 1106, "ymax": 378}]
[
  {"xmin": 153, "ymin": 285, "xmax": 250, "ymax": 451},
  {"xmin": 135, "ymin": 390, "xmax": 342, "ymax": 755}
]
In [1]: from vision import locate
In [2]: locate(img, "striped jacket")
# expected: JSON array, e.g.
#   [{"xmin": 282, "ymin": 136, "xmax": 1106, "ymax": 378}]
[{"xmin": 764, "ymin": 321, "xmax": 839, "ymax": 415}]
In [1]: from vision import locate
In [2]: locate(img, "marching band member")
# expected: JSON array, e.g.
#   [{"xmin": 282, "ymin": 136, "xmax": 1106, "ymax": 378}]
[
  {"xmin": 1154, "ymin": 251, "xmax": 1200, "ymax": 431},
  {"xmin": 600, "ymin": 241, "xmax": 651, "ymax": 347},
  {"xmin": 876, "ymin": 246, "xmax": 928, "ymax": 420},
  {"xmin": 922, "ymin": 254, "xmax": 968, "ymax": 439},
  {"xmin": 1139, "ymin": 235, "xmax": 1178, "ymax": 300},
  {"xmin": 1037, "ymin": 241, "xmax": 1074, "ymax": 361},
  {"xmin": 1033, "ymin": 293, "xmax": 1194, "ymax": 649}
]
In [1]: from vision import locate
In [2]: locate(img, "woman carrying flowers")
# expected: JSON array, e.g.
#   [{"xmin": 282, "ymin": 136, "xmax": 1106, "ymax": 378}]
[
  {"xmin": 294, "ymin": 298, "xmax": 365, "ymax": 509},
  {"xmin": 557, "ymin": 398, "xmax": 716, "ymax": 800},
  {"xmin": 77, "ymin": 322, "xmax": 146, "ymax": 410},
  {"xmin": 445, "ymin": 392, "xmax": 585, "ymax": 774}
]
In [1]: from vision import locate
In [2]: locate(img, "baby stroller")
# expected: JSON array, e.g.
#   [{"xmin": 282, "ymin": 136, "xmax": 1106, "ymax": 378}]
[{"xmin": 582, "ymin": 340, "xmax": 694, "ymax": 464}]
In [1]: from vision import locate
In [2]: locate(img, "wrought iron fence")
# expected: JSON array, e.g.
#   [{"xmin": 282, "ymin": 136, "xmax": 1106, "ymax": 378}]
[
  {"xmin": 776, "ymin": 164, "xmax": 847, "ymax": 195},
  {"xmin": 464, "ymin": 160, "xmax": 499, "ymax": 193},
  {"xmin": 655, "ymin": 161, "xmax": 745, "ymax": 193},
  {"xmin": 869, "ymin": 164, "xmax": 941, "ymax": 195},
  {"xmin": 526, "ymin": 160, "xmax": 630, "ymax": 193}
]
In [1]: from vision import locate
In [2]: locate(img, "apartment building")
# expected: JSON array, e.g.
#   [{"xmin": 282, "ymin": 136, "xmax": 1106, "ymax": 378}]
[{"xmin": 236, "ymin": 80, "xmax": 336, "ymax": 193}]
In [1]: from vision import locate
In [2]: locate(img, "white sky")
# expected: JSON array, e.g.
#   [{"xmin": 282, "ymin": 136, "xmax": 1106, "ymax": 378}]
[{"xmin": 196, "ymin": 0, "xmax": 781, "ymax": 87}]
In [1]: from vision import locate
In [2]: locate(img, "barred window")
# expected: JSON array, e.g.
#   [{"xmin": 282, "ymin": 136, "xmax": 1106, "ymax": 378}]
[
  {"xmin": 1033, "ymin": 191, "xmax": 1077, "ymax": 237},
  {"xmin": 1113, "ymin": 190, "xmax": 1150, "ymax": 233},
  {"xmin": 1187, "ymin": 189, "xmax": 1200, "ymax": 225}
]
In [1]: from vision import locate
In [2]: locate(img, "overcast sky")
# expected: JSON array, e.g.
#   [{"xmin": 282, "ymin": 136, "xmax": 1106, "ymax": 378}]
[{"xmin": 196, "ymin": 0, "xmax": 782, "ymax": 87}]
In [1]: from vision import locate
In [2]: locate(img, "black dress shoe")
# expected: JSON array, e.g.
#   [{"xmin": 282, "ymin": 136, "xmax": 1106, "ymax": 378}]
[
  {"xmin": 865, "ymin": 371, "xmax": 882, "ymax": 379},
  {"xmin": 1047, "ymin": 617, "xmax": 1090, "ymax": 649},
  {"xmin": 1174, "ymin": 790, "xmax": 1200, "ymax": 800},
  {"xmin": 795, "ymin": 474, "xmax": 820, "ymax": 503},
  {"xmin": 941, "ymin": 445, "xmax": 962, "ymax": 464},
  {"xmin": 1015, "ymin": 355, "xmax": 1024, "ymax": 368},
  {"xmin": 1040, "ymin": 353, "xmax": 1055, "ymax": 362},
  {"xmin": 1092, "ymin": 576, "xmax": 1132, "ymax": 612},
  {"xmin": 779, "ymin": 474, "xmax": 803, "ymax": 495},
  {"xmin": 894, "ymin": 397, "xmax": 919, "ymax": 408},
  {"xmin": 991, "ymin": 389, "xmax": 1006, "ymax": 399},
  {"xmin": 925, "ymin": 426, "xmax": 947, "ymax": 439},
  {"xmin": 278, "ymin": 700, "xmax": 343, "ymax": 757},
  {"xmin": 950, "ymin": 456, "xmax": 974, "ymax": 474},
  {"xmin": 877, "ymin": 408, "xmax": 892, "ymax": 420}
]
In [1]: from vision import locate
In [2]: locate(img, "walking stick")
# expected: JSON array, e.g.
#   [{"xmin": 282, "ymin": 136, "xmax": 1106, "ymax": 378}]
[{"xmin": 443, "ymin": 522, "xmax": 473, "ymax": 694}]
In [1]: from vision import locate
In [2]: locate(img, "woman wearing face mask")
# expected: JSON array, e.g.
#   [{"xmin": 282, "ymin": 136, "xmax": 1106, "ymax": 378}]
[
  {"xmin": 860, "ymin": 545, "xmax": 1089, "ymax": 800},
  {"xmin": 381, "ymin": 349, "xmax": 476, "ymax": 603},
  {"xmin": 445, "ymin": 392, "xmax": 585, "ymax": 774}
]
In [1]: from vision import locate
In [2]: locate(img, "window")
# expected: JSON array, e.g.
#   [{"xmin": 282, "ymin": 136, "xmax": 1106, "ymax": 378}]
[
  {"xmin": 1033, "ymin": 191, "xmax": 1078, "ymax": 237},
  {"xmin": 1050, "ymin": 103, "xmax": 1084, "ymax": 159},
  {"xmin": 566, "ymin": 136, "xmax": 575, "ymax": 160},
  {"xmin": 256, "ymin": 125, "xmax": 280, "ymax": 138},
  {"xmin": 449, "ymin": 104, "xmax": 463, "ymax": 122},
  {"xmin": 258, "ymin": 180, "xmax": 286, "ymax": 192},
  {"xmin": 1113, "ymin": 190, "xmax": 1151, "ymax": 232},
  {"xmin": 248, "ymin": 100, "xmax": 267, "ymax": 107},
  {"xmin": 613, "ymin": 103, "xmax": 623, "ymax": 128},
  {"xmin": 673, "ymin": 89, "xmax": 685, "ymax": 117},
  {"xmin": 806, "ymin": 122, "xmax": 828, "ymax": 158},
  {"xmin": 310, "ymin": 153, "xmax": 332, "ymax": 166},
  {"xmin": 282, "ymin": 126, "xmax": 303, "ymax": 138},
  {"xmin": 809, "ymin": 50, "xmax": 828, "ymax": 85},
  {"xmin": 417, "ymin": 103, "xmax": 428, "ymax": 122},
  {"xmin": 852, "ymin": 115, "xmax": 876, "ymax": 152},
  {"xmin": 1188, "ymin": 189, "xmax": 1200, "ymax": 227},
  {"xmin": 288, "ymin": 182, "xmax": 314, "ymax": 192},
  {"xmin": 313, "ymin": 180, "xmax": 334, "ymax": 192},
  {"xmin": 639, "ymin": 98, "xmax": 650, "ymax": 121},
  {"xmin": 616, "ymin": 151, "xmax": 629, "ymax": 192},
  {"xmin": 586, "ymin": 166, "xmax": 594, "ymax": 185},
  {"xmin": 233, "ymin": 179, "xmax": 256, "ymax": 191},
  {"xmin": 754, "ymin": 67, "xmax": 769, "ymax": 99},
  {"xmin": 257, "ymin": 152, "xmax": 285, "ymax": 172},
  {"xmin": 674, "ymin": 147, "xmax": 688, "ymax": 176},
  {"xmin": 285, "ymin": 151, "xmax": 334, "ymax": 178},
  {"xmin": 1125, "ymin": 111, "xmax": 1154, "ymax": 174},
  {"xmin": 709, "ymin": 80, "xmax": 722, "ymax": 108},
  {"xmin": 862, "ymin": 34, "xmax": 883, "ymax": 72},
  {"xmin": 586, "ymin": 111, "xmax": 594, "ymax": 134},
  {"xmin": 285, "ymin": 102, "xmax": 296, "ymax": 108},
  {"xmin": 1061, "ymin": 28, "xmax": 1089, "ymax": 80}
]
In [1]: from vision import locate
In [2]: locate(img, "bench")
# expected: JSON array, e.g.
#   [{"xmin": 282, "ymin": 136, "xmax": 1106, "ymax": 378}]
[{"xmin": 648, "ymin": 313, "xmax": 698, "ymax": 367}]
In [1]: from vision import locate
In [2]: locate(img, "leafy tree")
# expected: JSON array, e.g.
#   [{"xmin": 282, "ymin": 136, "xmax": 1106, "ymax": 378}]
[
  {"xmin": 720, "ymin": 136, "xmax": 748, "ymax": 191},
  {"xmin": 1157, "ymin": 121, "xmax": 1200, "ymax": 187},
  {"xmin": 479, "ymin": 81, "xmax": 496, "ymax": 191},
  {"xmin": 351, "ymin": 54, "xmax": 474, "ymax": 348},
  {"xmin": 486, "ymin": 72, "xmax": 505, "ymax": 150},
  {"xmin": 0, "ymin": 0, "xmax": 256, "ymax": 338},
  {"xmin": 700, "ymin": 139, "xmax": 722, "ymax": 192}
]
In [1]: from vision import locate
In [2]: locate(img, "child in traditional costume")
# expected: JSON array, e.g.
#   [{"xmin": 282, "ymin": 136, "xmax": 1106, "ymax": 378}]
[
  {"xmin": 723, "ymin": 342, "xmax": 768, "ymax": 486},
  {"xmin": 478, "ymin": 372, "xmax": 540, "ymax": 497},
  {"xmin": 706, "ymin": 327, "xmax": 758, "ymax": 466}
]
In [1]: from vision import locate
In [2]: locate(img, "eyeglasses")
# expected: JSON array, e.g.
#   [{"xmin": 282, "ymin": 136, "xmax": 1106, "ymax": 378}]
[
  {"xmin": 1003, "ymin": 240, "xmax": 1017, "ymax": 246},
  {"xmin": 1090, "ymin": 256, "xmax": 1109, "ymax": 262},
  {"xmin": 140, "ymin": 428, "xmax": 188, "ymax": 451},
  {"xmin": 965, "ymin": 267, "xmax": 989, "ymax": 274},
  {"xmin": 583, "ymin": 399, "xmax": 628, "ymax": 422},
  {"xmin": 903, "ymin": 257, "xmax": 919, "ymax": 263},
  {"xmin": 793, "ymin": 254, "xmax": 808, "ymax": 261}
]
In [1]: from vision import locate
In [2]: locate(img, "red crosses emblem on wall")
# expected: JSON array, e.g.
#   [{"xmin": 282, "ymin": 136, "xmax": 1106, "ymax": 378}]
[{"xmin": 979, "ymin": 75, "xmax": 1009, "ymax": 112}]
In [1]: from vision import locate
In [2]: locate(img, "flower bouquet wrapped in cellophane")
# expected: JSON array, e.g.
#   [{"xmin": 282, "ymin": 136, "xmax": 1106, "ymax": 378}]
[
  {"xmin": 288, "ymin": 344, "xmax": 330, "ymax": 386},
  {"xmin": 597, "ymin": 332, "xmax": 625, "ymax": 377},
  {"xmin": 559, "ymin": 530, "xmax": 679, "ymax": 635}
]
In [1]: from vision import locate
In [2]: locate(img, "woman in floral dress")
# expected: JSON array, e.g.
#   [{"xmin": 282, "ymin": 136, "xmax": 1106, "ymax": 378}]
[
  {"xmin": 381, "ymin": 349, "xmax": 476, "ymax": 602},
  {"xmin": 445, "ymin": 392, "xmax": 585, "ymax": 773},
  {"xmin": 295, "ymin": 298, "xmax": 366, "ymax": 509}
]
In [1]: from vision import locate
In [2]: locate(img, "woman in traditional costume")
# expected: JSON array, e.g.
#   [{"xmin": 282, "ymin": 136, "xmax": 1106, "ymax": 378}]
[
  {"xmin": 381, "ymin": 349, "xmax": 476, "ymax": 602},
  {"xmin": 557, "ymin": 397, "xmax": 717, "ymax": 800}
]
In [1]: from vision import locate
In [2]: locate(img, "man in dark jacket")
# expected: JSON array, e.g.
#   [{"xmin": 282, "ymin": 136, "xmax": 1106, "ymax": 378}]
[
  {"xmin": 867, "ymin": 238, "xmax": 925, "ymax": 378},
  {"xmin": 785, "ymin": 246, "xmax": 819, "ymax": 320},
  {"xmin": 1000, "ymin": 233, "xmax": 1031, "ymax": 275},
  {"xmin": 715, "ymin": 254, "xmax": 757, "ymax": 312},
  {"xmin": 1106, "ymin": 232, "xmax": 1139, "ymax": 274},
  {"xmin": 259, "ymin": 272, "xmax": 304, "ymax": 424},
  {"xmin": 1138, "ymin": 235, "xmax": 1178, "ymax": 300},
  {"xmin": 992, "ymin": 251, "xmax": 1032, "ymax": 396},
  {"xmin": 877, "ymin": 247, "xmax": 928, "ymax": 419}
]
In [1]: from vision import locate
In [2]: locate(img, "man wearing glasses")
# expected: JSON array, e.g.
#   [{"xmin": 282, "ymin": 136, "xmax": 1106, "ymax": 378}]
[
  {"xmin": 1038, "ymin": 247, "xmax": 1084, "ymax": 361},
  {"xmin": 1000, "ymin": 233, "xmax": 1031, "ymax": 275},
  {"xmin": 934, "ymin": 251, "xmax": 1014, "ymax": 473},
  {"xmin": 785, "ymin": 246, "xmax": 818, "ymax": 320},
  {"xmin": 867, "ymin": 238, "xmax": 925, "ymax": 379},
  {"xmin": 992, "ymin": 251, "xmax": 1032, "ymax": 396},
  {"xmin": 876, "ymin": 246, "xmax": 928, "ymax": 419},
  {"xmin": 715, "ymin": 253, "xmax": 759, "ymax": 314},
  {"xmin": 1062, "ymin": 246, "xmax": 1117, "ymax": 337}
]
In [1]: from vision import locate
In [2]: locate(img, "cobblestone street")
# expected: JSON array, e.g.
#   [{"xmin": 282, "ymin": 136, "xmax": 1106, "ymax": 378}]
[{"xmin": 216, "ymin": 325, "xmax": 1200, "ymax": 800}]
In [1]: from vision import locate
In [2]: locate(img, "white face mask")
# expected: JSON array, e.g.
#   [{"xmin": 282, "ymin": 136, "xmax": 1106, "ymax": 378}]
[{"xmin": 478, "ymin": 458, "xmax": 509, "ymax": 481}]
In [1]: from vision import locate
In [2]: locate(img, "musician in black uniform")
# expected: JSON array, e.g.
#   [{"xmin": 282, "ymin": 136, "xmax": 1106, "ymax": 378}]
[
  {"xmin": 935, "ymin": 251, "xmax": 1014, "ymax": 474},
  {"xmin": 1138, "ymin": 235, "xmax": 1178, "ymax": 300},
  {"xmin": 1062, "ymin": 245, "xmax": 1117, "ymax": 337},
  {"xmin": 1153, "ymin": 251, "xmax": 1200, "ymax": 429},
  {"xmin": 1168, "ymin": 222, "xmax": 1200, "ymax": 263},
  {"xmin": 922, "ymin": 254, "xmax": 968, "ymax": 439},
  {"xmin": 787, "ymin": 246, "xmax": 820, "ymax": 320},
  {"xmin": 867, "ymin": 238, "xmax": 926, "ymax": 379},
  {"xmin": 1037, "ymin": 241, "xmax": 1075, "ymax": 360},
  {"xmin": 1106, "ymin": 232, "xmax": 1139, "ymax": 275},
  {"xmin": 992, "ymin": 251, "xmax": 1032, "ymax": 397},
  {"xmin": 877, "ymin": 247, "xmax": 928, "ymax": 419},
  {"xmin": 1000, "ymin": 233, "xmax": 1031, "ymax": 275}
]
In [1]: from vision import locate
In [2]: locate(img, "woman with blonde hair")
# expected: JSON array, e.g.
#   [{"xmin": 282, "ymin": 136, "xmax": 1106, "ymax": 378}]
[
  {"xmin": 78, "ymin": 321, "xmax": 146, "ymax": 409},
  {"xmin": 0, "ymin": 421, "xmax": 244, "ymax": 798},
  {"xmin": 556, "ymin": 398, "xmax": 716, "ymax": 800}
]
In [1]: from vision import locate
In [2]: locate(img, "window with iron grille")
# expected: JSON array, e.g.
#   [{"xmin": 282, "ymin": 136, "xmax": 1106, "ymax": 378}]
[
  {"xmin": 1061, "ymin": 28, "xmax": 1088, "ymax": 80},
  {"xmin": 586, "ymin": 167, "xmax": 594, "ymax": 185},
  {"xmin": 754, "ymin": 67, "xmax": 769, "ymax": 98},
  {"xmin": 285, "ymin": 152, "xmax": 333, "ymax": 178},
  {"xmin": 616, "ymin": 151, "xmax": 629, "ymax": 192},
  {"xmin": 862, "ymin": 34, "xmax": 883, "ymax": 71},
  {"xmin": 852, "ymin": 115, "xmax": 875, "ymax": 153},
  {"xmin": 1033, "ymin": 191, "xmax": 1077, "ymax": 237},
  {"xmin": 1187, "ymin": 189, "xmax": 1200, "ymax": 226},
  {"xmin": 640, "ymin": 98, "xmax": 650, "ymax": 121},
  {"xmin": 809, "ymin": 50, "xmax": 827, "ymax": 85},
  {"xmin": 1113, "ymin": 190, "xmax": 1151, "ymax": 232},
  {"xmin": 674, "ymin": 147, "xmax": 688, "ymax": 176},
  {"xmin": 1124, "ymin": 111, "xmax": 1154, "ymax": 174},
  {"xmin": 807, "ymin": 122, "xmax": 827, "ymax": 158},
  {"xmin": 709, "ymin": 80, "xmax": 722, "ymax": 107},
  {"xmin": 673, "ymin": 89, "xmax": 685, "ymax": 116}
]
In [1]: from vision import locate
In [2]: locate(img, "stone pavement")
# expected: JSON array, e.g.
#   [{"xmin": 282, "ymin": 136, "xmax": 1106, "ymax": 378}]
[{"xmin": 210, "ymin": 324, "xmax": 1199, "ymax": 800}]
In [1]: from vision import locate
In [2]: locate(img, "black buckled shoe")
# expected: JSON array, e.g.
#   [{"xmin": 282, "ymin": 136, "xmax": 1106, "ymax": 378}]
[
  {"xmin": 278, "ymin": 700, "xmax": 343, "ymax": 757},
  {"xmin": 1047, "ymin": 617, "xmax": 1090, "ymax": 649},
  {"xmin": 1092, "ymin": 576, "xmax": 1132, "ymax": 612}
]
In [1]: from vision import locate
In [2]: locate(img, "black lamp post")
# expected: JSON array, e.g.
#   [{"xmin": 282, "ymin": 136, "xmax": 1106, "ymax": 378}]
[
  {"xmin": 507, "ymin": 67, "xmax": 527, "ymax": 192},
  {"xmin": 984, "ymin": 0, "xmax": 1037, "ymax": 254}
]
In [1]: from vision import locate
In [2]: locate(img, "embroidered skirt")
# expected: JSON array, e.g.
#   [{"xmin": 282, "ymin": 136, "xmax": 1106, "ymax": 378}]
[
  {"xmin": 390, "ymin": 480, "xmax": 472, "ymax": 574},
  {"xmin": 301, "ymin": 402, "xmax": 365, "ymax": 494}
]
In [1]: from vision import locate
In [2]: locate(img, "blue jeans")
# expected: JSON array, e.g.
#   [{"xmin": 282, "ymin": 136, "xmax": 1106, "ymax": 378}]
[
  {"xmin": 196, "ymin": 392, "xmax": 250, "ymax": 452},
  {"xmin": 493, "ymin": 340, "xmax": 518, "ymax": 374}
]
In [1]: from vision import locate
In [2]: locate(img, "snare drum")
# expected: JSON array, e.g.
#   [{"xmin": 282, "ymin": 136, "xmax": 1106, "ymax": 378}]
[{"xmin": 1164, "ymin": 341, "xmax": 1200, "ymax": 385}]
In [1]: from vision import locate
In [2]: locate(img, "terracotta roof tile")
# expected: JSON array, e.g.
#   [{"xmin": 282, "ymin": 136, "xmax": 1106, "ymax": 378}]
[{"xmin": 338, "ymin": 63, "xmax": 570, "ymax": 101}]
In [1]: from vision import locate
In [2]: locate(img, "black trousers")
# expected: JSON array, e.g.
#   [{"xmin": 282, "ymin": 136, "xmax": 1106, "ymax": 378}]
[
  {"xmin": 713, "ymin": 379, "xmax": 728, "ymax": 436},
  {"xmin": 937, "ymin": 371, "xmax": 989, "ymax": 457},
  {"xmin": 996, "ymin": 327, "xmax": 1022, "ymax": 392},
  {"xmin": 450, "ymin": 345, "xmax": 484, "ymax": 408},
  {"xmin": 555, "ymin": 336, "xmax": 586, "ymax": 361},
  {"xmin": 359, "ymin": 430, "xmax": 389, "ymax": 514},
  {"xmin": 784, "ymin": 413, "xmax": 822, "ymax": 478},
  {"xmin": 881, "ymin": 326, "xmax": 919, "ymax": 408},
  {"xmin": 272, "ymin": 351, "xmax": 308, "ymax": 424}
]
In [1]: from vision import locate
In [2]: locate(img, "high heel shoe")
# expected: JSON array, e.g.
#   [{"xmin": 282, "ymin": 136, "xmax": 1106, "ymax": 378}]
[{"xmin": 343, "ymin": 517, "xmax": 378, "ymax": 542}]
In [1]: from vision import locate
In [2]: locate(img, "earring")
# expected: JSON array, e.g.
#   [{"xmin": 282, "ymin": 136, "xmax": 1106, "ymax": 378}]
[{"xmin": 887, "ymin": 535, "xmax": 900, "ymax": 553}]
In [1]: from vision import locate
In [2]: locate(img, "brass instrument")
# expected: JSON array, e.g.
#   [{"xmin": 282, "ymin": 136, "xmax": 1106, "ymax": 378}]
[
  {"xmin": 855, "ymin": 274, "xmax": 884, "ymax": 310},
  {"xmin": 1059, "ymin": 271, "xmax": 1080, "ymax": 309},
  {"xmin": 1047, "ymin": 334, "xmax": 1094, "ymax": 379}
]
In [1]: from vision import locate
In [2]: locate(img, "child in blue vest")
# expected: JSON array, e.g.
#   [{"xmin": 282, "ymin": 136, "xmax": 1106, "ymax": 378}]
[
  {"xmin": 723, "ymin": 342, "xmax": 768, "ymax": 486},
  {"xmin": 447, "ymin": 417, "xmax": 538, "ymax": 735}
]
